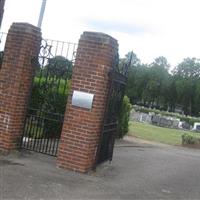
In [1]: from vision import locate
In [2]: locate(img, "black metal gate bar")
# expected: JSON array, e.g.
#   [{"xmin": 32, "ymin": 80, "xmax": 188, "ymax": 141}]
[
  {"xmin": 20, "ymin": 39, "xmax": 77, "ymax": 156},
  {"xmin": 96, "ymin": 52, "xmax": 133, "ymax": 165}
]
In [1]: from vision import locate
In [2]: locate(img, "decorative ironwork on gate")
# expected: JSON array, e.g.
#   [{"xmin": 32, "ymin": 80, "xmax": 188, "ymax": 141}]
[
  {"xmin": 96, "ymin": 52, "xmax": 133, "ymax": 165},
  {"xmin": 20, "ymin": 39, "xmax": 77, "ymax": 156}
]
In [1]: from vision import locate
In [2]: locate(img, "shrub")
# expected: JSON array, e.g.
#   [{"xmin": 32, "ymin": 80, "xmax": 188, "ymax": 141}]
[
  {"xmin": 182, "ymin": 133, "xmax": 200, "ymax": 145},
  {"xmin": 28, "ymin": 74, "xmax": 71, "ymax": 138},
  {"xmin": 117, "ymin": 96, "xmax": 132, "ymax": 138}
]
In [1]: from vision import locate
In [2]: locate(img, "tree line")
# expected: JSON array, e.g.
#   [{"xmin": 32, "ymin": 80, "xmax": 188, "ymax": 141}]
[{"xmin": 124, "ymin": 52, "xmax": 200, "ymax": 117}]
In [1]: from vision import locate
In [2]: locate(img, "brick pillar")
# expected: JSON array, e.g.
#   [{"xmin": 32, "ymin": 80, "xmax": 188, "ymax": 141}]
[
  {"xmin": 0, "ymin": 23, "xmax": 41, "ymax": 152},
  {"xmin": 57, "ymin": 32, "xmax": 118, "ymax": 172},
  {"xmin": 0, "ymin": 0, "xmax": 5, "ymax": 28}
]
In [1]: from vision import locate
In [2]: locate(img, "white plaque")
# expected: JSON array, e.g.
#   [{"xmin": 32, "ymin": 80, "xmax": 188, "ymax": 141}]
[{"xmin": 72, "ymin": 90, "xmax": 94, "ymax": 110}]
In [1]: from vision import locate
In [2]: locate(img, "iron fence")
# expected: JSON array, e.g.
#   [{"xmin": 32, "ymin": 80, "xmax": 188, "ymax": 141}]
[
  {"xmin": 44, "ymin": 38, "xmax": 77, "ymax": 62},
  {"xmin": 0, "ymin": 33, "xmax": 78, "ymax": 67},
  {"xmin": 20, "ymin": 38, "xmax": 77, "ymax": 156}
]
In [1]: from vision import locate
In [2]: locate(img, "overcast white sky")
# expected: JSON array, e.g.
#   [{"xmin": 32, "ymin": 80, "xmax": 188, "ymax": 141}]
[{"xmin": 1, "ymin": 0, "xmax": 200, "ymax": 67}]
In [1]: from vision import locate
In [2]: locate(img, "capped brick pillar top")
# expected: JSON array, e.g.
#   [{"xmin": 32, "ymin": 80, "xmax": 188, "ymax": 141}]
[
  {"xmin": 81, "ymin": 31, "xmax": 118, "ymax": 46},
  {"xmin": 57, "ymin": 31, "xmax": 118, "ymax": 172}
]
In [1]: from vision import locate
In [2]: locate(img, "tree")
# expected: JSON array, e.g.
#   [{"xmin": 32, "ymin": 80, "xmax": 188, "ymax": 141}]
[
  {"xmin": 152, "ymin": 56, "xmax": 170, "ymax": 70},
  {"xmin": 119, "ymin": 51, "xmax": 141, "ymax": 70},
  {"xmin": 126, "ymin": 63, "xmax": 149, "ymax": 104},
  {"xmin": 124, "ymin": 52, "xmax": 148, "ymax": 104},
  {"xmin": 125, "ymin": 53, "xmax": 200, "ymax": 117},
  {"xmin": 173, "ymin": 58, "xmax": 200, "ymax": 115},
  {"xmin": 173, "ymin": 58, "xmax": 200, "ymax": 78},
  {"xmin": 44, "ymin": 56, "xmax": 73, "ymax": 79},
  {"xmin": 143, "ymin": 56, "xmax": 170, "ymax": 108}
]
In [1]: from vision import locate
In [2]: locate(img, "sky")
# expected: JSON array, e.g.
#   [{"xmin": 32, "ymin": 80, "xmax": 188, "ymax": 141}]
[{"xmin": 1, "ymin": 0, "xmax": 200, "ymax": 67}]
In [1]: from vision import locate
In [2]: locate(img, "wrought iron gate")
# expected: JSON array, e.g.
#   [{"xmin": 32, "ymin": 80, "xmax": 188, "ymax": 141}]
[
  {"xmin": 20, "ymin": 39, "xmax": 77, "ymax": 156},
  {"xmin": 96, "ymin": 52, "xmax": 133, "ymax": 164}
]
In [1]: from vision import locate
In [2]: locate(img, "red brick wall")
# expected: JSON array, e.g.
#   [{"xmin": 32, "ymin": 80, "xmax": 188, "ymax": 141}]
[
  {"xmin": 57, "ymin": 32, "xmax": 118, "ymax": 172},
  {"xmin": 0, "ymin": 23, "xmax": 41, "ymax": 152},
  {"xmin": 0, "ymin": 0, "xmax": 5, "ymax": 28}
]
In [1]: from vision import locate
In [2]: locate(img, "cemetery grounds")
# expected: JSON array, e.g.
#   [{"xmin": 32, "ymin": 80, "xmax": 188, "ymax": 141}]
[{"xmin": 129, "ymin": 121, "xmax": 200, "ymax": 145}]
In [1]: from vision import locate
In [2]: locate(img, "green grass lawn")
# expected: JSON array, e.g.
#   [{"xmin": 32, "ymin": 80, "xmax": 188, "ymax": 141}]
[{"xmin": 129, "ymin": 121, "xmax": 200, "ymax": 145}]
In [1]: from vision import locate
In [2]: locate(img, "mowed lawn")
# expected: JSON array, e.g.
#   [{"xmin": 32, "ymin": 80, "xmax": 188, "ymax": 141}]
[{"xmin": 129, "ymin": 121, "xmax": 200, "ymax": 145}]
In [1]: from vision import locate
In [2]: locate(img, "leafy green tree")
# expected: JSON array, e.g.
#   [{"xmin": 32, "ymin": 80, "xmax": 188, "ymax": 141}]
[
  {"xmin": 173, "ymin": 58, "xmax": 200, "ymax": 78},
  {"xmin": 152, "ymin": 56, "xmax": 170, "ymax": 70},
  {"xmin": 142, "ymin": 56, "xmax": 170, "ymax": 108},
  {"xmin": 173, "ymin": 58, "xmax": 200, "ymax": 115},
  {"xmin": 126, "ymin": 63, "xmax": 149, "ymax": 104},
  {"xmin": 120, "ymin": 51, "xmax": 141, "ymax": 69},
  {"xmin": 124, "ymin": 53, "xmax": 200, "ymax": 117},
  {"xmin": 44, "ymin": 56, "xmax": 73, "ymax": 79}
]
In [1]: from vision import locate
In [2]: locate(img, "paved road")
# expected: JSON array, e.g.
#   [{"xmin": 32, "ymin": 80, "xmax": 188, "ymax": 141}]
[{"xmin": 1, "ymin": 137, "xmax": 200, "ymax": 199}]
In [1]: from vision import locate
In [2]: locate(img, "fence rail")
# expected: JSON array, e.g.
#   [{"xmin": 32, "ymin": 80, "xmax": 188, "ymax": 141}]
[
  {"xmin": 0, "ymin": 32, "xmax": 78, "ymax": 60},
  {"xmin": 44, "ymin": 38, "xmax": 77, "ymax": 61},
  {"xmin": 0, "ymin": 32, "xmax": 78, "ymax": 70}
]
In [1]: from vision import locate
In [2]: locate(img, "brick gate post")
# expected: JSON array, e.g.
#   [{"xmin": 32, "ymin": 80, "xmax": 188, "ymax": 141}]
[
  {"xmin": 0, "ymin": 23, "xmax": 41, "ymax": 152},
  {"xmin": 57, "ymin": 32, "xmax": 118, "ymax": 172}
]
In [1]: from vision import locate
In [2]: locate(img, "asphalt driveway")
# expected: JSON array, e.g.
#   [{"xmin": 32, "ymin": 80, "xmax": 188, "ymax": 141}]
[{"xmin": 1, "ymin": 137, "xmax": 200, "ymax": 200}]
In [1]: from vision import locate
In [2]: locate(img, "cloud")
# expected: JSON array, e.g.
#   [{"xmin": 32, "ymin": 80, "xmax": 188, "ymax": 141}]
[
  {"xmin": 84, "ymin": 19, "xmax": 155, "ymax": 36},
  {"xmin": 2, "ymin": 0, "xmax": 200, "ymax": 67}
]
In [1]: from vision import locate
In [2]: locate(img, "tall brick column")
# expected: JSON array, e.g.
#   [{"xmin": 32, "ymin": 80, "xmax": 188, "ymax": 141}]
[
  {"xmin": 57, "ymin": 32, "xmax": 118, "ymax": 172},
  {"xmin": 0, "ymin": 23, "xmax": 41, "ymax": 152}
]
